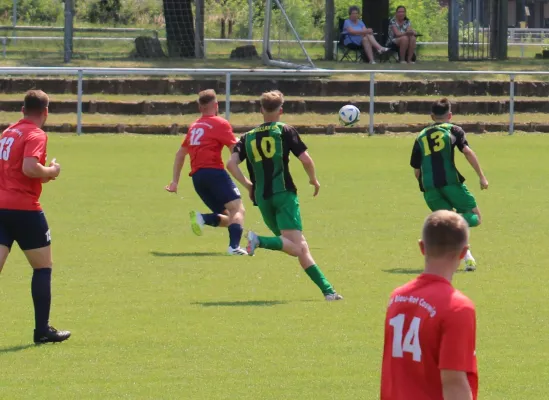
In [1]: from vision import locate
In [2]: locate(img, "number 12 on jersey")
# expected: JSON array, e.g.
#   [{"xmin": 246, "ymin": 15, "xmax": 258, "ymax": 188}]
[{"xmin": 389, "ymin": 314, "xmax": 422, "ymax": 362}]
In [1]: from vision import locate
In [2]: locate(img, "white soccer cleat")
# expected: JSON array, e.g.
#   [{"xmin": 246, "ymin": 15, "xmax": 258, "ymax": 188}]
[
  {"xmin": 227, "ymin": 246, "xmax": 248, "ymax": 256},
  {"xmin": 325, "ymin": 292, "xmax": 344, "ymax": 301},
  {"xmin": 464, "ymin": 259, "xmax": 477, "ymax": 272},
  {"xmin": 246, "ymin": 231, "xmax": 260, "ymax": 256},
  {"xmin": 189, "ymin": 211, "xmax": 204, "ymax": 236}
]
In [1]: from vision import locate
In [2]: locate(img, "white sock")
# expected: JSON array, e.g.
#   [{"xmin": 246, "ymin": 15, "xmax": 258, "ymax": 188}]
[{"xmin": 464, "ymin": 249, "xmax": 474, "ymax": 262}]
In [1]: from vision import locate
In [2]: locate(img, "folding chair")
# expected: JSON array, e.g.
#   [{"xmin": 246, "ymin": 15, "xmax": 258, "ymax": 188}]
[{"xmin": 337, "ymin": 18, "xmax": 362, "ymax": 62}]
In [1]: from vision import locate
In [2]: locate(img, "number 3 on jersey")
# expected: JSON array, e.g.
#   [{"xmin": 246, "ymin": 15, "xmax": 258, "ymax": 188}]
[
  {"xmin": 389, "ymin": 314, "xmax": 422, "ymax": 362},
  {"xmin": 421, "ymin": 131, "xmax": 445, "ymax": 156},
  {"xmin": 189, "ymin": 128, "xmax": 204, "ymax": 146}
]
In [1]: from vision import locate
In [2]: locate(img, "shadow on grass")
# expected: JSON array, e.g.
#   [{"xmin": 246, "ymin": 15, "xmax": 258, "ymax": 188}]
[
  {"xmin": 151, "ymin": 251, "xmax": 223, "ymax": 257},
  {"xmin": 0, "ymin": 344, "xmax": 36, "ymax": 354},
  {"xmin": 382, "ymin": 268, "xmax": 425, "ymax": 275},
  {"xmin": 193, "ymin": 300, "xmax": 288, "ymax": 307}
]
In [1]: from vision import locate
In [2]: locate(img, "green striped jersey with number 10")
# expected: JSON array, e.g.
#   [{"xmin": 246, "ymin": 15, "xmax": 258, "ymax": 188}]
[
  {"xmin": 410, "ymin": 123, "xmax": 469, "ymax": 192},
  {"xmin": 234, "ymin": 122, "xmax": 308, "ymax": 201}
]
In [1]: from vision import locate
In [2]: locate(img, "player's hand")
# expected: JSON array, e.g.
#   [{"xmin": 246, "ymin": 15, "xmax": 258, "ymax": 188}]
[
  {"xmin": 49, "ymin": 158, "xmax": 61, "ymax": 178},
  {"xmin": 247, "ymin": 187, "xmax": 255, "ymax": 203},
  {"xmin": 165, "ymin": 182, "xmax": 178, "ymax": 193},
  {"xmin": 310, "ymin": 179, "xmax": 320, "ymax": 197},
  {"xmin": 480, "ymin": 177, "xmax": 489, "ymax": 190}
]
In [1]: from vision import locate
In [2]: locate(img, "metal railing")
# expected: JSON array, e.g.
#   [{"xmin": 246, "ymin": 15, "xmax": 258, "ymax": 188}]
[{"xmin": 0, "ymin": 66, "xmax": 545, "ymax": 135}]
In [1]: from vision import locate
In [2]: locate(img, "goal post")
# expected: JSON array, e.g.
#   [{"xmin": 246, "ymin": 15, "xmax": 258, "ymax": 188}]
[{"xmin": 262, "ymin": 0, "xmax": 316, "ymax": 69}]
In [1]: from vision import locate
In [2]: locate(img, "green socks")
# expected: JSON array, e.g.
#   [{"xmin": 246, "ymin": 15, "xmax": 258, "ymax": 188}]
[
  {"xmin": 305, "ymin": 265, "xmax": 334, "ymax": 295},
  {"xmin": 258, "ymin": 236, "xmax": 283, "ymax": 251},
  {"xmin": 461, "ymin": 213, "xmax": 480, "ymax": 227}
]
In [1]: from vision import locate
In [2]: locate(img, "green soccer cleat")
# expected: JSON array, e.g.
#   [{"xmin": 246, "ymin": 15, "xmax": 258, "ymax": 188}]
[
  {"xmin": 189, "ymin": 211, "xmax": 204, "ymax": 236},
  {"xmin": 465, "ymin": 259, "xmax": 477, "ymax": 272}
]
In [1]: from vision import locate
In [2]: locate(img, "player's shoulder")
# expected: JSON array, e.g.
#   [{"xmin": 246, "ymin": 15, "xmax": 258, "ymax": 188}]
[{"xmin": 449, "ymin": 288, "xmax": 475, "ymax": 311}]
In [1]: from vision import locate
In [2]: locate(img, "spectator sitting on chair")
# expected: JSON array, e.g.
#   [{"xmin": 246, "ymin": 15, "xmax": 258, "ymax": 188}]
[
  {"xmin": 343, "ymin": 5, "xmax": 389, "ymax": 64},
  {"xmin": 387, "ymin": 5, "xmax": 417, "ymax": 64}
]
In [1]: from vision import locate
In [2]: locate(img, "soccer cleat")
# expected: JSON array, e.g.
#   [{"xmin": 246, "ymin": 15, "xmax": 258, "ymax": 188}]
[
  {"xmin": 228, "ymin": 246, "xmax": 248, "ymax": 256},
  {"xmin": 189, "ymin": 211, "xmax": 204, "ymax": 236},
  {"xmin": 464, "ymin": 259, "xmax": 477, "ymax": 272},
  {"xmin": 34, "ymin": 326, "xmax": 71, "ymax": 344},
  {"xmin": 325, "ymin": 292, "xmax": 344, "ymax": 301},
  {"xmin": 246, "ymin": 231, "xmax": 260, "ymax": 256}
]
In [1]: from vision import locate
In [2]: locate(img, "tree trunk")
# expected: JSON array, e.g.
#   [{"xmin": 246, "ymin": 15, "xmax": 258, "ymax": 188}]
[
  {"xmin": 221, "ymin": 18, "xmax": 226, "ymax": 38},
  {"xmin": 362, "ymin": 0, "xmax": 389, "ymax": 36},
  {"xmin": 324, "ymin": 0, "xmax": 335, "ymax": 60},
  {"xmin": 163, "ymin": 0, "xmax": 195, "ymax": 57},
  {"xmin": 228, "ymin": 19, "xmax": 234, "ymax": 37}
]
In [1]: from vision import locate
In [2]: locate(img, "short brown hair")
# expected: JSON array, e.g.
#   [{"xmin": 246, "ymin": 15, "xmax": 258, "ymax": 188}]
[
  {"xmin": 23, "ymin": 90, "xmax": 49, "ymax": 115},
  {"xmin": 260, "ymin": 90, "xmax": 284, "ymax": 113},
  {"xmin": 198, "ymin": 89, "xmax": 217, "ymax": 106},
  {"xmin": 422, "ymin": 210, "xmax": 468, "ymax": 257},
  {"xmin": 432, "ymin": 98, "xmax": 451, "ymax": 117}
]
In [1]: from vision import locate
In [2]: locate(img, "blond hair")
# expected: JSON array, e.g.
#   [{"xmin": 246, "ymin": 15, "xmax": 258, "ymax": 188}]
[
  {"xmin": 198, "ymin": 89, "xmax": 217, "ymax": 106},
  {"xmin": 422, "ymin": 210, "xmax": 469, "ymax": 257},
  {"xmin": 260, "ymin": 90, "xmax": 284, "ymax": 113}
]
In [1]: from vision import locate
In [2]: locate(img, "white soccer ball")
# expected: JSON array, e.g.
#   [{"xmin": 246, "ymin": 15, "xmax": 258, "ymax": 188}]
[{"xmin": 338, "ymin": 105, "xmax": 360, "ymax": 127}]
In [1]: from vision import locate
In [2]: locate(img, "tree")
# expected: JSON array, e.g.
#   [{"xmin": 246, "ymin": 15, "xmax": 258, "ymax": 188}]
[
  {"xmin": 163, "ymin": 0, "xmax": 195, "ymax": 57},
  {"xmin": 324, "ymin": 0, "xmax": 335, "ymax": 60}
]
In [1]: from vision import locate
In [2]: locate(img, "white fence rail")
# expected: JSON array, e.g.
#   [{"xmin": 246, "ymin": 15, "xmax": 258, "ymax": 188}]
[{"xmin": 0, "ymin": 67, "xmax": 546, "ymax": 135}]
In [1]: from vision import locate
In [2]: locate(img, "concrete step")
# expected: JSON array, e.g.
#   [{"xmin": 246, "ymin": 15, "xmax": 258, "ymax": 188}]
[
  {"xmin": 0, "ymin": 99, "xmax": 543, "ymax": 115},
  {"xmin": 0, "ymin": 78, "xmax": 546, "ymax": 97}
]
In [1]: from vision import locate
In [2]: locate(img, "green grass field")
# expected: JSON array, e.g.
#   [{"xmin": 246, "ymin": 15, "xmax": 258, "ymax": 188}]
[{"xmin": 0, "ymin": 133, "xmax": 548, "ymax": 399}]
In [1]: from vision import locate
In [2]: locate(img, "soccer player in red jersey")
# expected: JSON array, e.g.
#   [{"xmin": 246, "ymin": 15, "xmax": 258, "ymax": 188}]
[
  {"xmin": 0, "ymin": 90, "xmax": 70, "ymax": 344},
  {"xmin": 381, "ymin": 210, "xmax": 477, "ymax": 400},
  {"xmin": 166, "ymin": 89, "xmax": 247, "ymax": 255}
]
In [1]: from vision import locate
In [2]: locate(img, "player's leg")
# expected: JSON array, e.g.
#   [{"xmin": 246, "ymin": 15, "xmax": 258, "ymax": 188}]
[
  {"xmin": 445, "ymin": 184, "xmax": 480, "ymax": 271},
  {"xmin": 280, "ymin": 229, "xmax": 341, "ymax": 300},
  {"xmin": 246, "ymin": 195, "xmax": 302, "ymax": 256},
  {"xmin": 0, "ymin": 214, "xmax": 13, "ymax": 274},
  {"xmin": 423, "ymin": 188, "xmax": 453, "ymax": 212},
  {"xmin": 190, "ymin": 170, "xmax": 229, "ymax": 236},
  {"xmin": 213, "ymin": 171, "xmax": 248, "ymax": 254},
  {"xmin": 15, "ymin": 211, "xmax": 70, "ymax": 344}
]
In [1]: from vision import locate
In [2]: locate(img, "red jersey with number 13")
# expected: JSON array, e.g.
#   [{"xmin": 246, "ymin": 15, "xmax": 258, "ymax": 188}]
[
  {"xmin": 182, "ymin": 115, "xmax": 237, "ymax": 176},
  {"xmin": 0, "ymin": 119, "xmax": 48, "ymax": 211},
  {"xmin": 381, "ymin": 273, "xmax": 478, "ymax": 400}
]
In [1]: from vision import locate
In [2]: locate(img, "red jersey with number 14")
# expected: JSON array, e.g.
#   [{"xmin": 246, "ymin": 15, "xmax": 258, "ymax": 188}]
[
  {"xmin": 381, "ymin": 273, "xmax": 478, "ymax": 400},
  {"xmin": 0, "ymin": 119, "xmax": 48, "ymax": 211},
  {"xmin": 182, "ymin": 115, "xmax": 237, "ymax": 176}
]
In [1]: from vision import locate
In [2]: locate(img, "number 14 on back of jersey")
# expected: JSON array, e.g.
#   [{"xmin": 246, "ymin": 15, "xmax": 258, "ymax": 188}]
[{"xmin": 389, "ymin": 314, "xmax": 422, "ymax": 362}]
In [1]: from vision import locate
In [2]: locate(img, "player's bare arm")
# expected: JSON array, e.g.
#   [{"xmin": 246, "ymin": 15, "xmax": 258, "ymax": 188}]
[
  {"xmin": 414, "ymin": 168, "xmax": 421, "ymax": 180},
  {"xmin": 462, "ymin": 146, "xmax": 488, "ymax": 190},
  {"xmin": 165, "ymin": 146, "xmax": 188, "ymax": 193},
  {"xmin": 226, "ymin": 153, "xmax": 253, "ymax": 191},
  {"xmin": 441, "ymin": 370, "xmax": 473, "ymax": 400},
  {"xmin": 297, "ymin": 151, "xmax": 320, "ymax": 196},
  {"xmin": 22, "ymin": 157, "xmax": 60, "ymax": 180}
]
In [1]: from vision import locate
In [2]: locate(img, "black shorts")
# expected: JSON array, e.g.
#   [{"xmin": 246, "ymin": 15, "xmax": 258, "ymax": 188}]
[
  {"xmin": 192, "ymin": 168, "xmax": 241, "ymax": 214},
  {"xmin": 0, "ymin": 209, "xmax": 51, "ymax": 250}
]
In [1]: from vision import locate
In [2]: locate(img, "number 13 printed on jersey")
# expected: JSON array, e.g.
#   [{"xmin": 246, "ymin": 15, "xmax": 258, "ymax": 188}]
[
  {"xmin": 421, "ymin": 131, "xmax": 445, "ymax": 156},
  {"xmin": 0, "ymin": 137, "xmax": 14, "ymax": 161}
]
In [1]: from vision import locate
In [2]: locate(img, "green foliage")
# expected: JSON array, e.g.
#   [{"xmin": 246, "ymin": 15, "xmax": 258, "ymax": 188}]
[
  {"xmin": 389, "ymin": 0, "xmax": 448, "ymax": 41},
  {"xmin": 0, "ymin": 0, "xmax": 63, "ymax": 24},
  {"xmin": 77, "ymin": 0, "xmax": 163, "ymax": 25}
]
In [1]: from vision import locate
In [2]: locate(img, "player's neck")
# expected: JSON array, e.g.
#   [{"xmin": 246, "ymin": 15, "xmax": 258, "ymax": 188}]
[
  {"xmin": 423, "ymin": 261, "xmax": 456, "ymax": 283},
  {"xmin": 22, "ymin": 115, "xmax": 43, "ymax": 127},
  {"xmin": 201, "ymin": 113, "xmax": 216, "ymax": 117}
]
